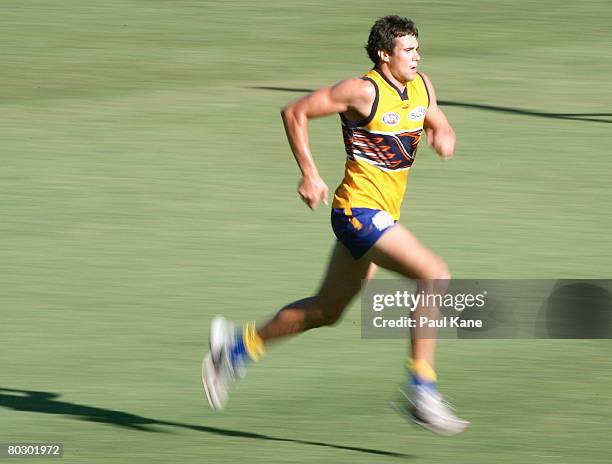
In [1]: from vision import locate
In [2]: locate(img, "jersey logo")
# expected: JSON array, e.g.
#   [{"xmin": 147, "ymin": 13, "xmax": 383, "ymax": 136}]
[
  {"xmin": 343, "ymin": 126, "xmax": 422, "ymax": 171},
  {"xmin": 382, "ymin": 112, "xmax": 400, "ymax": 126},
  {"xmin": 409, "ymin": 106, "xmax": 427, "ymax": 120}
]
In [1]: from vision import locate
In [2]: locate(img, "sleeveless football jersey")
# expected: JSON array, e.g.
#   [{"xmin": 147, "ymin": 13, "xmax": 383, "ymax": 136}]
[{"xmin": 332, "ymin": 69, "xmax": 430, "ymax": 220}]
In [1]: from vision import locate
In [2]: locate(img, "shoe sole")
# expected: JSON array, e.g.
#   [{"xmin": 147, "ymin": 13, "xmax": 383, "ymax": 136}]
[
  {"xmin": 202, "ymin": 353, "xmax": 224, "ymax": 410},
  {"xmin": 202, "ymin": 316, "xmax": 235, "ymax": 411},
  {"xmin": 391, "ymin": 399, "xmax": 470, "ymax": 436}
]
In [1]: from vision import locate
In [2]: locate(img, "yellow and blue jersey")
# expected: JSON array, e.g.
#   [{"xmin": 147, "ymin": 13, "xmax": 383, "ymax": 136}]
[{"xmin": 332, "ymin": 69, "xmax": 430, "ymax": 220}]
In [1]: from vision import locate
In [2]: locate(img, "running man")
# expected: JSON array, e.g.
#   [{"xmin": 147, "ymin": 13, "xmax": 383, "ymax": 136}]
[{"xmin": 202, "ymin": 15, "xmax": 469, "ymax": 435}]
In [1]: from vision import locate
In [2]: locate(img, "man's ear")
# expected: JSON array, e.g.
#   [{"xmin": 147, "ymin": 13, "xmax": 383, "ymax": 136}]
[{"xmin": 377, "ymin": 49, "xmax": 390, "ymax": 64}]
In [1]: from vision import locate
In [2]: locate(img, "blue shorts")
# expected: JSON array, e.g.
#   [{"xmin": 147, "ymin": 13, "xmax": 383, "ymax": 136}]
[{"xmin": 331, "ymin": 208, "xmax": 397, "ymax": 260}]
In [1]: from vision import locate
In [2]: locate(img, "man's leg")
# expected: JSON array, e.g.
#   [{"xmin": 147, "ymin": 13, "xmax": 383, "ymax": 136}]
[
  {"xmin": 365, "ymin": 224, "xmax": 450, "ymax": 369},
  {"xmin": 364, "ymin": 224, "xmax": 468, "ymax": 435},
  {"xmin": 203, "ymin": 242, "xmax": 374, "ymax": 410},
  {"xmin": 258, "ymin": 242, "xmax": 375, "ymax": 342}
]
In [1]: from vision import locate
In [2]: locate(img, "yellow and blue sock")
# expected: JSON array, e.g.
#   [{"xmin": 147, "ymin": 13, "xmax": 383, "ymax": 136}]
[
  {"xmin": 408, "ymin": 359, "xmax": 438, "ymax": 390},
  {"xmin": 230, "ymin": 322, "xmax": 264, "ymax": 366}
]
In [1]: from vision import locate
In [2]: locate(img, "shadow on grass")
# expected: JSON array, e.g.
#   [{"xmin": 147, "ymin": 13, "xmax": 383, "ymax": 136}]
[
  {"xmin": 0, "ymin": 387, "xmax": 413, "ymax": 459},
  {"xmin": 249, "ymin": 86, "xmax": 612, "ymax": 124}
]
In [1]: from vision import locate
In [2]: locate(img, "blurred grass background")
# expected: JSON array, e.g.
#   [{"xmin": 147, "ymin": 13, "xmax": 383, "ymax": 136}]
[{"xmin": 1, "ymin": 1, "xmax": 611, "ymax": 462}]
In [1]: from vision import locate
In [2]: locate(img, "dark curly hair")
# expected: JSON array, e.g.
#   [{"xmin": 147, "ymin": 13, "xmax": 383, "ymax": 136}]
[{"xmin": 365, "ymin": 15, "xmax": 419, "ymax": 64}]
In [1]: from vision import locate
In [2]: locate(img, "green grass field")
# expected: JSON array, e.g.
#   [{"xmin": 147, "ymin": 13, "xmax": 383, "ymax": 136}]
[{"xmin": 2, "ymin": 1, "xmax": 612, "ymax": 462}]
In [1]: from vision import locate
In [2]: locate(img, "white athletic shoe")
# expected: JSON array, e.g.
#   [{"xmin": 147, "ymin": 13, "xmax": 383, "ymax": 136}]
[
  {"xmin": 201, "ymin": 316, "xmax": 245, "ymax": 410},
  {"xmin": 392, "ymin": 386, "xmax": 470, "ymax": 436}
]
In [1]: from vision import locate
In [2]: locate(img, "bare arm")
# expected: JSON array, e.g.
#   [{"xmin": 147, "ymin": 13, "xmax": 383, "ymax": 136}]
[
  {"xmin": 281, "ymin": 78, "xmax": 375, "ymax": 209},
  {"xmin": 420, "ymin": 72, "xmax": 456, "ymax": 159}
]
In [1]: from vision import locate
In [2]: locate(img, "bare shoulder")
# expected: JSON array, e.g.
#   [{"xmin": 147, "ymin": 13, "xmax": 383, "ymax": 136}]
[
  {"xmin": 329, "ymin": 77, "xmax": 376, "ymax": 118},
  {"xmin": 331, "ymin": 77, "xmax": 376, "ymax": 101},
  {"xmin": 281, "ymin": 76, "xmax": 376, "ymax": 119}
]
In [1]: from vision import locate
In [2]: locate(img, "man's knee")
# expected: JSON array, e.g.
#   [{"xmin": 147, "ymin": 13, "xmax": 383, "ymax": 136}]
[
  {"xmin": 424, "ymin": 259, "xmax": 451, "ymax": 281},
  {"xmin": 318, "ymin": 309, "xmax": 344, "ymax": 327},
  {"xmin": 310, "ymin": 297, "xmax": 346, "ymax": 328},
  {"xmin": 417, "ymin": 260, "xmax": 451, "ymax": 295},
  {"xmin": 436, "ymin": 263, "xmax": 451, "ymax": 281}
]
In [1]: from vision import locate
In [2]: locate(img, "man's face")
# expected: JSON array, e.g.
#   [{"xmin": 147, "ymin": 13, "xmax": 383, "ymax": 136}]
[{"xmin": 387, "ymin": 34, "xmax": 421, "ymax": 82}]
